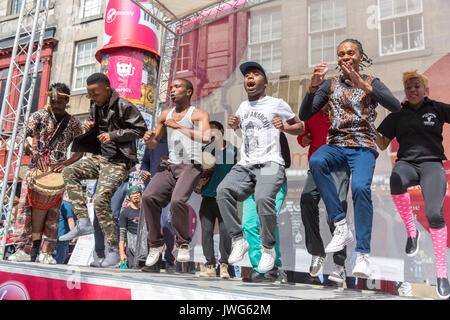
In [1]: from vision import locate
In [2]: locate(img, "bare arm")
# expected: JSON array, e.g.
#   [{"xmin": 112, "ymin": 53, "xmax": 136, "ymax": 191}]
[
  {"xmin": 272, "ymin": 116, "xmax": 305, "ymax": 135},
  {"xmin": 164, "ymin": 109, "xmax": 211, "ymax": 144},
  {"xmin": 144, "ymin": 110, "xmax": 168, "ymax": 149},
  {"xmin": 375, "ymin": 129, "xmax": 392, "ymax": 151}
]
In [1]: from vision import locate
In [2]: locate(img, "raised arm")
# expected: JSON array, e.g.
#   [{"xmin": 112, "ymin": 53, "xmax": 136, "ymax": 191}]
[{"xmin": 299, "ymin": 63, "xmax": 331, "ymax": 121}]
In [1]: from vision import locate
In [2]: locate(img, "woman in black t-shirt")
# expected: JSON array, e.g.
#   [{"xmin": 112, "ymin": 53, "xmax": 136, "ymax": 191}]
[{"xmin": 376, "ymin": 70, "xmax": 450, "ymax": 299}]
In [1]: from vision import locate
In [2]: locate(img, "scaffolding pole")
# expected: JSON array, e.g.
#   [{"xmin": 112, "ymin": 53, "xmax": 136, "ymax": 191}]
[{"xmin": 0, "ymin": 0, "xmax": 51, "ymax": 260}]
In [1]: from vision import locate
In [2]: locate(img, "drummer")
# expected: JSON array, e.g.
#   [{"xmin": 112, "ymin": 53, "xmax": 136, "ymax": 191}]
[
  {"xmin": 198, "ymin": 121, "xmax": 238, "ymax": 279},
  {"xmin": 8, "ymin": 83, "xmax": 83, "ymax": 264}
]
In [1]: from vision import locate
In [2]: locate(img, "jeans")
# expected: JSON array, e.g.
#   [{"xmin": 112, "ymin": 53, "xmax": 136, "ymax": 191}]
[
  {"xmin": 160, "ymin": 205, "xmax": 175, "ymax": 264},
  {"xmin": 55, "ymin": 241, "xmax": 69, "ymax": 264},
  {"xmin": 93, "ymin": 180, "xmax": 128, "ymax": 257},
  {"xmin": 309, "ymin": 145, "xmax": 378, "ymax": 254}
]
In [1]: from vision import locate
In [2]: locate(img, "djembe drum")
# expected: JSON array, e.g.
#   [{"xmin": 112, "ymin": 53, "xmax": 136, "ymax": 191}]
[
  {"xmin": 27, "ymin": 169, "xmax": 65, "ymax": 210},
  {"xmin": 194, "ymin": 152, "xmax": 216, "ymax": 194}
]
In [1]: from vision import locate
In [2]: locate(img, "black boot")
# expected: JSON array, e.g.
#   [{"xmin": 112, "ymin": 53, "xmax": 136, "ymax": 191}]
[
  {"xmin": 405, "ymin": 230, "xmax": 420, "ymax": 257},
  {"xmin": 437, "ymin": 277, "xmax": 450, "ymax": 299},
  {"xmin": 30, "ymin": 240, "xmax": 41, "ymax": 262},
  {"xmin": 242, "ymin": 270, "xmax": 273, "ymax": 283}
]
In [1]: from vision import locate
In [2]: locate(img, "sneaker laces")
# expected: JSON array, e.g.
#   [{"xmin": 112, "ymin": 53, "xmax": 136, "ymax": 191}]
[
  {"xmin": 356, "ymin": 253, "xmax": 370, "ymax": 266},
  {"xmin": 311, "ymin": 256, "xmax": 324, "ymax": 267}
]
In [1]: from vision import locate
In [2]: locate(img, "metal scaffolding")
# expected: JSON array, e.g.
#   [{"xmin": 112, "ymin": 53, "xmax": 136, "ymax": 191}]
[
  {"xmin": 0, "ymin": 0, "xmax": 51, "ymax": 259},
  {"xmin": 130, "ymin": 0, "xmax": 275, "ymax": 268},
  {"xmin": 0, "ymin": 0, "xmax": 274, "ymax": 264}
]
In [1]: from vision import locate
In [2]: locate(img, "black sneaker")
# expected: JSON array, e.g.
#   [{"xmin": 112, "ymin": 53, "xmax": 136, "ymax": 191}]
[
  {"xmin": 165, "ymin": 261, "xmax": 176, "ymax": 274},
  {"xmin": 30, "ymin": 247, "xmax": 39, "ymax": 262},
  {"xmin": 263, "ymin": 266, "xmax": 279, "ymax": 281},
  {"xmin": 242, "ymin": 270, "xmax": 274, "ymax": 283},
  {"xmin": 141, "ymin": 265, "xmax": 161, "ymax": 273},
  {"xmin": 437, "ymin": 277, "xmax": 450, "ymax": 299},
  {"xmin": 406, "ymin": 230, "xmax": 420, "ymax": 257}
]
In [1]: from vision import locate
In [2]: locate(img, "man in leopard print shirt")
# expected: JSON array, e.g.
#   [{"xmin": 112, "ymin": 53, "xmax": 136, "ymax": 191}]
[{"xmin": 299, "ymin": 39, "xmax": 401, "ymax": 279}]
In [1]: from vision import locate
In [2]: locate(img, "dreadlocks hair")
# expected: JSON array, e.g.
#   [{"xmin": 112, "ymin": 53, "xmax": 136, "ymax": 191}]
[
  {"xmin": 49, "ymin": 82, "xmax": 71, "ymax": 96},
  {"xmin": 336, "ymin": 39, "xmax": 373, "ymax": 71}
]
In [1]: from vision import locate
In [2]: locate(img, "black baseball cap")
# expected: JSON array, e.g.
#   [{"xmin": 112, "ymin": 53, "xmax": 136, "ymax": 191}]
[{"xmin": 239, "ymin": 61, "xmax": 268, "ymax": 81}]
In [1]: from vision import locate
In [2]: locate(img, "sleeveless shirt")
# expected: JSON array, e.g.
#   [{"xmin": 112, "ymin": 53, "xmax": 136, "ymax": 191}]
[{"xmin": 166, "ymin": 106, "xmax": 202, "ymax": 164}]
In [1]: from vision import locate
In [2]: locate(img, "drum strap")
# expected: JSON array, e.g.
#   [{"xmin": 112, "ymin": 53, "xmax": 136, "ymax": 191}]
[{"xmin": 47, "ymin": 113, "xmax": 71, "ymax": 151}]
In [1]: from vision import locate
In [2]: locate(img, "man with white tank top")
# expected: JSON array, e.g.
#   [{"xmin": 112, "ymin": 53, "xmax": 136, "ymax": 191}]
[{"xmin": 142, "ymin": 78, "xmax": 211, "ymax": 266}]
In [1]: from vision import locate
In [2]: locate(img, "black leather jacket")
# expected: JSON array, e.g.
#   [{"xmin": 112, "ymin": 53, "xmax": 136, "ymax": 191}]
[{"xmin": 71, "ymin": 89, "xmax": 147, "ymax": 163}]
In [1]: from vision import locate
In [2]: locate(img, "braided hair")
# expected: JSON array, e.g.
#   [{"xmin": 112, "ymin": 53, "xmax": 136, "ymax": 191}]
[
  {"xmin": 49, "ymin": 82, "xmax": 71, "ymax": 96},
  {"xmin": 336, "ymin": 39, "xmax": 373, "ymax": 71}
]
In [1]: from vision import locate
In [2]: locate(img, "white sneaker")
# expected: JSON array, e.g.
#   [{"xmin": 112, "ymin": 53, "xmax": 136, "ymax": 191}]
[
  {"xmin": 325, "ymin": 221, "xmax": 353, "ymax": 253},
  {"xmin": 176, "ymin": 244, "xmax": 190, "ymax": 263},
  {"xmin": 228, "ymin": 237, "xmax": 250, "ymax": 264},
  {"xmin": 352, "ymin": 253, "xmax": 372, "ymax": 279},
  {"xmin": 328, "ymin": 264, "xmax": 346, "ymax": 284},
  {"xmin": 7, "ymin": 250, "xmax": 31, "ymax": 262},
  {"xmin": 258, "ymin": 246, "xmax": 276, "ymax": 273},
  {"xmin": 38, "ymin": 253, "xmax": 56, "ymax": 265},
  {"xmin": 145, "ymin": 244, "xmax": 166, "ymax": 266}
]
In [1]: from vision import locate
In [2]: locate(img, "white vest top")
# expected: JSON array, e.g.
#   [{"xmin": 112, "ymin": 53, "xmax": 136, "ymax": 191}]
[{"xmin": 166, "ymin": 106, "xmax": 202, "ymax": 164}]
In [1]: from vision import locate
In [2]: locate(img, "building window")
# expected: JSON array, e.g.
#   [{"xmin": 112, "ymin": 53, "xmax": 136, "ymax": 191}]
[
  {"xmin": 308, "ymin": 0, "xmax": 347, "ymax": 67},
  {"xmin": 0, "ymin": 68, "xmax": 10, "ymax": 115},
  {"xmin": 176, "ymin": 33, "xmax": 192, "ymax": 73},
  {"xmin": 72, "ymin": 39, "xmax": 97, "ymax": 90},
  {"xmin": 248, "ymin": 8, "xmax": 282, "ymax": 73},
  {"xmin": 80, "ymin": 0, "xmax": 101, "ymax": 19},
  {"xmin": 378, "ymin": 0, "xmax": 424, "ymax": 55},
  {"xmin": 10, "ymin": 0, "xmax": 23, "ymax": 15}
]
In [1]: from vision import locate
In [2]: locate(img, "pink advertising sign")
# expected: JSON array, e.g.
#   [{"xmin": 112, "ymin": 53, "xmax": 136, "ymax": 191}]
[
  {"xmin": 108, "ymin": 49, "xmax": 143, "ymax": 100},
  {"xmin": 96, "ymin": 0, "xmax": 160, "ymax": 62}
]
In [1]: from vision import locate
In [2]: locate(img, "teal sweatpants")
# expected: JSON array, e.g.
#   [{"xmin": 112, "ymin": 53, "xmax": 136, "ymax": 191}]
[{"xmin": 242, "ymin": 181, "xmax": 287, "ymax": 273}]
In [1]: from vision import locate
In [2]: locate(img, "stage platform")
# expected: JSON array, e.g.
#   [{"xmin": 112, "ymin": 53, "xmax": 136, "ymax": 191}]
[{"xmin": 0, "ymin": 261, "xmax": 426, "ymax": 300}]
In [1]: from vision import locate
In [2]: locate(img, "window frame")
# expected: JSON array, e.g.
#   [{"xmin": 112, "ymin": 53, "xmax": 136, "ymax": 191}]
[
  {"xmin": 377, "ymin": 0, "xmax": 425, "ymax": 56},
  {"xmin": 307, "ymin": 0, "xmax": 347, "ymax": 68},
  {"xmin": 247, "ymin": 7, "xmax": 283, "ymax": 74},
  {"xmin": 9, "ymin": 0, "xmax": 23, "ymax": 15},
  {"xmin": 80, "ymin": 0, "xmax": 102, "ymax": 19},
  {"xmin": 72, "ymin": 38, "xmax": 98, "ymax": 91}
]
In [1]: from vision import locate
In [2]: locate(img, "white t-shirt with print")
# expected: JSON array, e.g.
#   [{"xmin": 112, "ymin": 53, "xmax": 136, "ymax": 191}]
[{"xmin": 235, "ymin": 96, "xmax": 295, "ymax": 166}]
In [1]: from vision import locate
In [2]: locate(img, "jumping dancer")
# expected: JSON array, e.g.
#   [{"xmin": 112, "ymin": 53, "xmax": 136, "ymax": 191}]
[
  {"xmin": 142, "ymin": 78, "xmax": 211, "ymax": 266},
  {"xmin": 376, "ymin": 70, "xmax": 450, "ymax": 299},
  {"xmin": 217, "ymin": 61, "xmax": 304, "ymax": 273},
  {"xmin": 241, "ymin": 132, "xmax": 290, "ymax": 283},
  {"xmin": 60, "ymin": 73, "xmax": 147, "ymax": 267},
  {"xmin": 299, "ymin": 39, "xmax": 401, "ymax": 278},
  {"xmin": 298, "ymin": 106, "xmax": 350, "ymax": 284}
]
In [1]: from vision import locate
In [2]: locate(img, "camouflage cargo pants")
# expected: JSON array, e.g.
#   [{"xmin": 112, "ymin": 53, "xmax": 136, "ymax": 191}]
[{"xmin": 62, "ymin": 155, "xmax": 130, "ymax": 246}]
